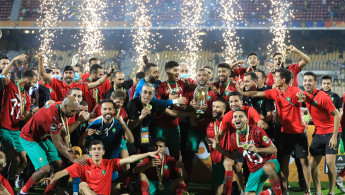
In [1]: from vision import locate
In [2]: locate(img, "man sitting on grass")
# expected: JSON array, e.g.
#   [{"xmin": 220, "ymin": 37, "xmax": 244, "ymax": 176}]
[{"xmin": 45, "ymin": 140, "xmax": 159, "ymax": 195}]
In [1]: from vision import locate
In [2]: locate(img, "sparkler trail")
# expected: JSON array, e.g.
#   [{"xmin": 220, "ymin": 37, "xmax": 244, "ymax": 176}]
[
  {"xmin": 38, "ymin": 0, "xmax": 65, "ymax": 57},
  {"xmin": 78, "ymin": 0, "xmax": 107, "ymax": 56},
  {"xmin": 219, "ymin": 0, "xmax": 243, "ymax": 63},
  {"xmin": 128, "ymin": 0, "xmax": 153, "ymax": 71},
  {"xmin": 267, "ymin": 0, "xmax": 292, "ymax": 55},
  {"xmin": 180, "ymin": 0, "xmax": 204, "ymax": 79}
]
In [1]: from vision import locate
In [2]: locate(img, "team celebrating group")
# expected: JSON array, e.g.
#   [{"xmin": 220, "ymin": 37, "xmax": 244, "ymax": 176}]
[{"xmin": 0, "ymin": 45, "xmax": 344, "ymax": 195}]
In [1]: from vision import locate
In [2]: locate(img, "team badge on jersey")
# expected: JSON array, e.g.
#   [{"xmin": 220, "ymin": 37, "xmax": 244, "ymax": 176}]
[
  {"xmin": 50, "ymin": 124, "xmax": 57, "ymax": 132},
  {"xmin": 102, "ymin": 170, "xmax": 106, "ymax": 175},
  {"xmin": 314, "ymin": 100, "xmax": 317, "ymax": 105},
  {"xmin": 164, "ymin": 165, "xmax": 168, "ymax": 170},
  {"xmin": 331, "ymin": 97, "xmax": 334, "ymax": 101},
  {"xmin": 263, "ymin": 136, "xmax": 269, "ymax": 144},
  {"xmin": 207, "ymin": 95, "xmax": 211, "ymax": 101},
  {"xmin": 287, "ymin": 97, "xmax": 291, "ymax": 101}
]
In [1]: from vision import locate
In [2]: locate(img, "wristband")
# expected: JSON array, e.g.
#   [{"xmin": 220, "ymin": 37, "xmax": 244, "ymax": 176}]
[{"xmin": 172, "ymin": 99, "xmax": 178, "ymax": 104}]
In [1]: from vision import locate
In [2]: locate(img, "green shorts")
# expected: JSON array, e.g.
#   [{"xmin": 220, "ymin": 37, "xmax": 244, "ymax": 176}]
[
  {"xmin": 186, "ymin": 128, "xmax": 204, "ymax": 152},
  {"xmin": 121, "ymin": 138, "xmax": 128, "ymax": 150},
  {"xmin": 212, "ymin": 161, "xmax": 225, "ymax": 185},
  {"xmin": 20, "ymin": 137, "xmax": 61, "ymax": 170},
  {"xmin": 245, "ymin": 159, "xmax": 280, "ymax": 194},
  {"xmin": 0, "ymin": 128, "xmax": 24, "ymax": 152},
  {"xmin": 154, "ymin": 126, "xmax": 180, "ymax": 153},
  {"xmin": 148, "ymin": 180, "xmax": 173, "ymax": 195}
]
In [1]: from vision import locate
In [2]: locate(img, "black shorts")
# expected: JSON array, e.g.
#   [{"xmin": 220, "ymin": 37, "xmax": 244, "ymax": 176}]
[
  {"xmin": 235, "ymin": 151, "xmax": 245, "ymax": 163},
  {"xmin": 279, "ymin": 133, "xmax": 308, "ymax": 158},
  {"xmin": 310, "ymin": 132, "xmax": 341, "ymax": 156}
]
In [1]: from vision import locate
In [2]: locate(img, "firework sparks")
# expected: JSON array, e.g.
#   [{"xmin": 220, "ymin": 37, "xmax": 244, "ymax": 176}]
[
  {"xmin": 128, "ymin": 0, "xmax": 153, "ymax": 71},
  {"xmin": 180, "ymin": 0, "xmax": 204, "ymax": 79},
  {"xmin": 38, "ymin": 0, "xmax": 65, "ymax": 57},
  {"xmin": 219, "ymin": 0, "xmax": 243, "ymax": 63},
  {"xmin": 78, "ymin": 0, "xmax": 107, "ymax": 56},
  {"xmin": 267, "ymin": 0, "xmax": 292, "ymax": 55}
]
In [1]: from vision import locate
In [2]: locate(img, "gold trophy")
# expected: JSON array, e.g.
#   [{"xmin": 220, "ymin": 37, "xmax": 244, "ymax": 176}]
[{"xmin": 194, "ymin": 87, "xmax": 207, "ymax": 114}]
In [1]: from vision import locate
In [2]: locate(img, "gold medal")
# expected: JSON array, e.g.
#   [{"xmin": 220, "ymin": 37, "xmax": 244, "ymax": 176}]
[
  {"xmin": 242, "ymin": 143, "xmax": 248, "ymax": 150},
  {"xmin": 146, "ymin": 104, "xmax": 152, "ymax": 110},
  {"xmin": 158, "ymin": 183, "xmax": 164, "ymax": 191}
]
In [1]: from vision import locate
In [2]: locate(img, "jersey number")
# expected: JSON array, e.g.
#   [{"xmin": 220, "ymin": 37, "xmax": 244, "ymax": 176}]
[
  {"xmin": 243, "ymin": 150, "xmax": 263, "ymax": 165},
  {"xmin": 10, "ymin": 98, "xmax": 21, "ymax": 120}
]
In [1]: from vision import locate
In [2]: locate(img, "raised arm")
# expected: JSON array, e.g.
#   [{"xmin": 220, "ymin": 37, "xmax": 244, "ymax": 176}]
[
  {"xmin": 37, "ymin": 53, "xmax": 53, "ymax": 84},
  {"xmin": 288, "ymin": 45, "xmax": 310, "ymax": 70},
  {"xmin": 117, "ymin": 116, "xmax": 134, "ymax": 143},
  {"xmin": 120, "ymin": 150, "xmax": 158, "ymax": 166},
  {"xmin": 88, "ymin": 66, "xmax": 115, "ymax": 89},
  {"xmin": 1, "ymin": 54, "xmax": 27, "ymax": 85},
  {"xmin": 242, "ymin": 91, "xmax": 267, "ymax": 98}
]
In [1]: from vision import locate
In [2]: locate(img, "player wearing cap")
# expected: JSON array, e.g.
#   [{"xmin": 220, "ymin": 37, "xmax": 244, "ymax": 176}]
[
  {"xmin": 211, "ymin": 109, "xmax": 282, "ymax": 195},
  {"xmin": 46, "ymin": 140, "xmax": 159, "ymax": 195},
  {"xmin": 297, "ymin": 72, "xmax": 341, "ymax": 195},
  {"xmin": 241, "ymin": 68, "xmax": 312, "ymax": 195},
  {"xmin": 37, "ymin": 53, "xmax": 114, "ymax": 103}
]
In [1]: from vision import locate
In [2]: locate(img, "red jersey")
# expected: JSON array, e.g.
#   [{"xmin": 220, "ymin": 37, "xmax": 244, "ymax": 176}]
[
  {"xmin": 234, "ymin": 67, "xmax": 247, "ymax": 80},
  {"xmin": 211, "ymin": 81, "xmax": 237, "ymax": 102},
  {"xmin": 304, "ymin": 88, "xmax": 341, "ymax": 134},
  {"xmin": 264, "ymin": 86, "xmax": 305, "ymax": 134},
  {"xmin": 129, "ymin": 84, "xmax": 137, "ymax": 100},
  {"xmin": 0, "ymin": 173, "xmax": 14, "ymax": 195},
  {"xmin": 92, "ymin": 104, "xmax": 128, "ymax": 122},
  {"xmin": 82, "ymin": 73, "xmax": 112, "ymax": 99},
  {"xmin": 39, "ymin": 81, "xmax": 57, "ymax": 101},
  {"xmin": 266, "ymin": 63, "xmax": 301, "ymax": 87},
  {"xmin": 136, "ymin": 154, "xmax": 180, "ymax": 182},
  {"xmin": 52, "ymin": 102, "xmax": 76, "ymax": 125},
  {"xmin": 206, "ymin": 120, "xmax": 227, "ymax": 164},
  {"xmin": 230, "ymin": 125, "xmax": 275, "ymax": 172},
  {"xmin": 154, "ymin": 80, "xmax": 185, "ymax": 128},
  {"xmin": 66, "ymin": 158, "xmax": 120, "ymax": 195},
  {"xmin": 20, "ymin": 104, "xmax": 63, "ymax": 142},
  {"xmin": 184, "ymin": 86, "xmax": 218, "ymax": 111},
  {"xmin": 0, "ymin": 80, "xmax": 31, "ymax": 131},
  {"xmin": 81, "ymin": 77, "xmax": 111, "ymax": 112},
  {"xmin": 220, "ymin": 105, "xmax": 262, "ymax": 133},
  {"xmin": 50, "ymin": 78, "xmax": 90, "ymax": 101}
]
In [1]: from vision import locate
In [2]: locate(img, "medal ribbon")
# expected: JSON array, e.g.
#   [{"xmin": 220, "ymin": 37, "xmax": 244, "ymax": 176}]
[
  {"xmin": 214, "ymin": 121, "xmax": 221, "ymax": 136},
  {"xmin": 116, "ymin": 108, "xmax": 121, "ymax": 117},
  {"xmin": 156, "ymin": 153, "xmax": 165, "ymax": 185},
  {"xmin": 17, "ymin": 83, "xmax": 25, "ymax": 116},
  {"xmin": 218, "ymin": 80, "xmax": 231, "ymax": 95},
  {"xmin": 88, "ymin": 77, "xmax": 99, "ymax": 104},
  {"xmin": 98, "ymin": 117, "xmax": 115, "ymax": 135},
  {"xmin": 236, "ymin": 124, "xmax": 249, "ymax": 147},
  {"xmin": 166, "ymin": 81, "xmax": 178, "ymax": 94},
  {"xmin": 58, "ymin": 105, "xmax": 70, "ymax": 147}
]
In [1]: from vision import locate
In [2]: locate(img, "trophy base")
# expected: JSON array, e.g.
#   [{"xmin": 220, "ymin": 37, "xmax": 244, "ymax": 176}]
[{"xmin": 196, "ymin": 110, "xmax": 204, "ymax": 114}]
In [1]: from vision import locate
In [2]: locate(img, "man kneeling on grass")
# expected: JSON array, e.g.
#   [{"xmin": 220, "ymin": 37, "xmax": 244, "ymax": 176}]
[{"xmin": 45, "ymin": 140, "xmax": 159, "ymax": 195}]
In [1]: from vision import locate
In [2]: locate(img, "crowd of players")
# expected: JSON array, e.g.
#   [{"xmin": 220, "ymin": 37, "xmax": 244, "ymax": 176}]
[{"xmin": 0, "ymin": 45, "xmax": 344, "ymax": 195}]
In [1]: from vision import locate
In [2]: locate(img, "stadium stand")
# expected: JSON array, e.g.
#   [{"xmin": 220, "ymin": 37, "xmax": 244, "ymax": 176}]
[{"xmin": 0, "ymin": 0, "xmax": 13, "ymax": 21}]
